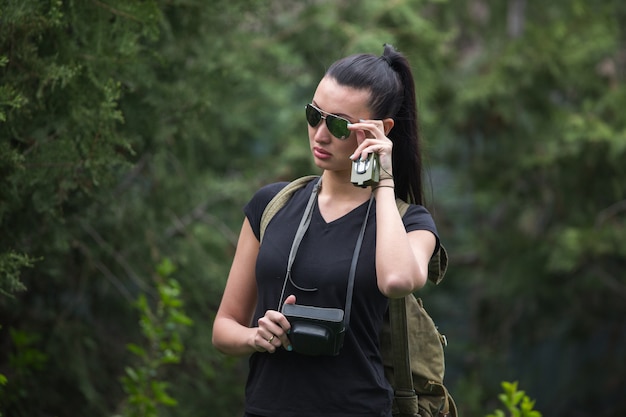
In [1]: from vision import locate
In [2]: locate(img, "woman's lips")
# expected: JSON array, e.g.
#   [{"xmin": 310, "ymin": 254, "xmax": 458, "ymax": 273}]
[{"xmin": 313, "ymin": 147, "xmax": 332, "ymax": 159}]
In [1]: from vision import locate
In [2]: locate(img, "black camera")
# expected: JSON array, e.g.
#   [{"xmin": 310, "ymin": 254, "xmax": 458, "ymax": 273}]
[{"xmin": 282, "ymin": 304, "xmax": 346, "ymax": 356}]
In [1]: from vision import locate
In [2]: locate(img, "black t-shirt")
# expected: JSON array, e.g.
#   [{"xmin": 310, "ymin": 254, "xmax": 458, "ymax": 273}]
[{"xmin": 243, "ymin": 178, "xmax": 439, "ymax": 417}]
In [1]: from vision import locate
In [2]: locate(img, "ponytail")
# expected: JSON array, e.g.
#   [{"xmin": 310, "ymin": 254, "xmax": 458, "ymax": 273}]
[{"xmin": 326, "ymin": 44, "xmax": 423, "ymax": 204}]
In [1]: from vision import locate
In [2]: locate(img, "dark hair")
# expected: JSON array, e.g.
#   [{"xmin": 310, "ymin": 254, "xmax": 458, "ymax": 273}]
[{"xmin": 326, "ymin": 44, "xmax": 423, "ymax": 205}]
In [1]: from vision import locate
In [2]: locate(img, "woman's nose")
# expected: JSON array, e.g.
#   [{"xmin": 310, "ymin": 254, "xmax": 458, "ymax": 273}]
[{"xmin": 313, "ymin": 120, "xmax": 331, "ymax": 143}]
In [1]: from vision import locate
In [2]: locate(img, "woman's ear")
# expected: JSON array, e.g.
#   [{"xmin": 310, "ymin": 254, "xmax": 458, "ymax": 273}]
[{"xmin": 383, "ymin": 118, "xmax": 395, "ymax": 136}]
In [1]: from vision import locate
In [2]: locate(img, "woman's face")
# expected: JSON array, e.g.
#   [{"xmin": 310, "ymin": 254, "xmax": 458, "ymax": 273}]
[{"xmin": 308, "ymin": 76, "xmax": 372, "ymax": 173}]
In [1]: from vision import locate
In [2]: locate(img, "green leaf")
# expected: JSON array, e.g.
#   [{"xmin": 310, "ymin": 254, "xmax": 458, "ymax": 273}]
[
  {"xmin": 156, "ymin": 258, "xmax": 176, "ymax": 278},
  {"xmin": 126, "ymin": 343, "xmax": 147, "ymax": 358}
]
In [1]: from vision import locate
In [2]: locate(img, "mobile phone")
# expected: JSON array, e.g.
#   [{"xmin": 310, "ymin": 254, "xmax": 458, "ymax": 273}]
[{"xmin": 351, "ymin": 153, "xmax": 380, "ymax": 187}]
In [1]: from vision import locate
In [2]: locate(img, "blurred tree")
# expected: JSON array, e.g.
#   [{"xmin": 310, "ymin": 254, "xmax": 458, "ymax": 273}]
[
  {"xmin": 1, "ymin": 1, "xmax": 169, "ymax": 415},
  {"xmin": 423, "ymin": 1, "xmax": 626, "ymax": 416},
  {"xmin": 1, "ymin": 0, "xmax": 625, "ymax": 416}
]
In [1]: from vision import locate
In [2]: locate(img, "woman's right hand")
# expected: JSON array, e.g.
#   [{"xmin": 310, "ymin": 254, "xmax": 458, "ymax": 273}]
[{"xmin": 253, "ymin": 295, "xmax": 296, "ymax": 353}]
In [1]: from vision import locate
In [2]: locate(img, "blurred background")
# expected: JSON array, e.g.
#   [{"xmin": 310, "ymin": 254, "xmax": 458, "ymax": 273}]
[{"xmin": 1, "ymin": 0, "xmax": 625, "ymax": 416}]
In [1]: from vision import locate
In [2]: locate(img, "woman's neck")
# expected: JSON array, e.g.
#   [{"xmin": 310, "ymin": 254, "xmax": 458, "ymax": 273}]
[{"xmin": 319, "ymin": 170, "xmax": 371, "ymax": 202}]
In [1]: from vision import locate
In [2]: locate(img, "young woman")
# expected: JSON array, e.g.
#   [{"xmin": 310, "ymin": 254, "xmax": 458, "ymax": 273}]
[{"xmin": 212, "ymin": 44, "xmax": 440, "ymax": 417}]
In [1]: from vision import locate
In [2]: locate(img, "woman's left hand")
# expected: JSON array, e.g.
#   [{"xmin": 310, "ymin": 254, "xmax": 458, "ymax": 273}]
[{"xmin": 348, "ymin": 119, "xmax": 394, "ymax": 176}]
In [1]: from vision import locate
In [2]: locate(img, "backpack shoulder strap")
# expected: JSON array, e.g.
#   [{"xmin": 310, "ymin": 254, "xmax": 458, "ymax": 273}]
[
  {"xmin": 389, "ymin": 296, "xmax": 419, "ymax": 414},
  {"xmin": 391, "ymin": 199, "xmax": 450, "ymax": 415},
  {"xmin": 260, "ymin": 175, "xmax": 319, "ymax": 243}
]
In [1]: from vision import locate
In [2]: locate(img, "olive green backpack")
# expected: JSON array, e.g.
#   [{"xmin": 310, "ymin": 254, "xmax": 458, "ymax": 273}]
[{"xmin": 260, "ymin": 176, "xmax": 458, "ymax": 417}]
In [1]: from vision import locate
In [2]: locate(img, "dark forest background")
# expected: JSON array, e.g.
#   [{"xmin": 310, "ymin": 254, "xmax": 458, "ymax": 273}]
[{"xmin": 1, "ymin": 1, "xmax": 625, "ymax": 416}]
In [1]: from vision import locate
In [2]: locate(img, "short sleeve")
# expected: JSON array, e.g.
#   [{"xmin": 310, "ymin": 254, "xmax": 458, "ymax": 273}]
[{"xmin": 402, "ymin": 204, "xmax": 441, "ymax": 255}]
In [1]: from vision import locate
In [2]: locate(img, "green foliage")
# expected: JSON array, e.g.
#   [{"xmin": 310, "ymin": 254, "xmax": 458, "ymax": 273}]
[
  {"xmin": 114, "ymin": 259, "xmax": 193, "ymax": 417},
  {"xmin": 422, "ymin": 1, "xmax": 626, "ymax": 415},
  {"xmin": 0, "ymin": 328, "xmax": 49, "ymax": 414},
  {"xmin": 485, "ymin": 381, "xmax": 542, "ymax": 417},
  {"xmin": 0, "ymin": 371, "xmax": 5, "ymax": 417},
  {"xmin": 0, "ymin": 252, "xmax": 36, "ymax": 297},
  {"xmin": 0, "ymin": 0, "xmax": 625, "ymax": 416}
]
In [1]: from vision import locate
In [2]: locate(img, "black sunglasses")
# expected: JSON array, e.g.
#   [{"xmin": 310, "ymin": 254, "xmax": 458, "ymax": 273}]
[{"xmin": 305, "ymin": 103, "xmax": 351, "ymax": 140}]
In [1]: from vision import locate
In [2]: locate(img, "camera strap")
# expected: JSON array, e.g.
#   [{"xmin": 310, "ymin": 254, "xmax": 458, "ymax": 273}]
[
  {"xmin": 277, "ymin": 176, "xmax": 374, "ymax": 329},
  {"xmin": 343, "ymin": 193, "xmax": 373, "ymax": 327}
]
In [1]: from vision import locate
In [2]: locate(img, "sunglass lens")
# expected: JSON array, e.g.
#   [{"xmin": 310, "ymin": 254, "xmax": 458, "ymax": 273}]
[
  {"xmin": 305, "ymin": 104, "xmax": 321, "ymax": 127},
  {"xmin": 326, "ymin": 116, "xmax": 350, "ymax": 139}
]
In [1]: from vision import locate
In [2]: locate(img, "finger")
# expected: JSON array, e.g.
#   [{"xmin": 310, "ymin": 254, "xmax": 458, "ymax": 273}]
[
  {"xmin": 350, "ymin": 124, "xmax": 390, "ymax": 161},
  {"xmin": 349, "ymin": 136, "xmax": 372, "ymax": 161},
  {"xmin": 265, "ymin": 336, "xmax": 278, "ymax": 353},
  {"xmin": 259, "ymin": 313, "xmax": 288, "ymax": 337},
  {"xmin": 280, "ymin": 296, "xmax": 297, "ymax": 351},
  {"xmin": 259, "ymin": 311, "xmax": 292, "ymax": 351},
  {"xmin": 354, "ymin": 144, "xmax": 390, "ymax": 163},
  {"xmin": 355, "ymin": 127, "xmax": 368, "ymax": 146},
  {"xmin": 254, "ymin": 331, "xmax": 275, "ymax": 353},
  {"xmin": 353, "ymin": 119, "xmax": 385, "ymax": 139},
  {"xmin": 263, "ymin": 331, "xmax": 292, "ymax": 353},
  {"xmin": 267, "ymin": 330, "xmax": 292, "ymax": 353},
  {"xmin": 265, "ymin": 333, "xmax": 278, "ymax": 354},
  {"xmin": 348, "ymin": 121, "xmax": 376, "ymax": 150},
  {"xmin": 258, "ymin": 325, "xmax": 290, "ymax": 353}
]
